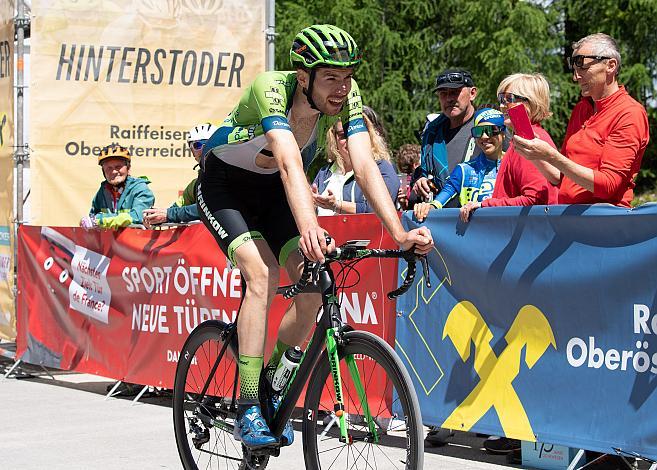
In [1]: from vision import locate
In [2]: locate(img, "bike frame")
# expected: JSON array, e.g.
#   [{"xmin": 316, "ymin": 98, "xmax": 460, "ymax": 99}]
[{"xmin": 190, "ymin": 246, "xmax": 427, "ymax": 447}]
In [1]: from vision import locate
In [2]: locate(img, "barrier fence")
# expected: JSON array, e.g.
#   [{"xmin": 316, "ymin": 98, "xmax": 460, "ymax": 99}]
[
  {"xmin": 396, "ymin": 203, "xmax": 657, "ymax": 459},
  {"xmin": 15, "ymin": 207, "xmax": 657, "ymax": 458},
  {"xmin": 16, "ymin": 214, "xmax": 397, "ymax": 392}
]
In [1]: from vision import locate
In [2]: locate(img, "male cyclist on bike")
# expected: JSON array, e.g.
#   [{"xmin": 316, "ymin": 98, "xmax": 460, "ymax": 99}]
[{"xmin": 198, "ymin": 24, "xmax": 434, "ymax": 449}]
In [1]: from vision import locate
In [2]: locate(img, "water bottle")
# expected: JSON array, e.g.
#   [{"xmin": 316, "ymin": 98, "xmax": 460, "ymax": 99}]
[{"xmin": 271, "ymin": 346, "xmax": 303, "ymax": 393}]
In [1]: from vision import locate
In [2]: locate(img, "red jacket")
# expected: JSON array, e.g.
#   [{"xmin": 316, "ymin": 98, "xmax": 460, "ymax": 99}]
[
  {"xmin": 481, "ymin": 124, "xmax": 558, "ymax": 207},
  {"xmin": 559, "ymin": 86, "xmax": 649, "ymax": 207}
]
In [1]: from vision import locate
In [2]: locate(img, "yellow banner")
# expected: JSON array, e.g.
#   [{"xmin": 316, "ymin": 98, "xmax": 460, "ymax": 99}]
[
  {"xmin": 29, "ymin": 0, "xmax": 265, "ymax": 226},
  {"xmin": 0, "ymin": 0, "xmax": 15, "ymax": 340}
]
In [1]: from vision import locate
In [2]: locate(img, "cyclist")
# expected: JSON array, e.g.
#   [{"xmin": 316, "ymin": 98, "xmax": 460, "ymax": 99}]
[
  {"xmin": 198, "ymin": 24, "xmax": 433, "ymax": 449},
  {"xmin": 143, "ymin": 123, "xmax": 217, "ymax": 227}
]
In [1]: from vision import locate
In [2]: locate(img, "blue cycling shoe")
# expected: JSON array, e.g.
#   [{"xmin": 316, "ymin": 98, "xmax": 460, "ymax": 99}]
[
  {"xmin": 267, "ymin": 395, "xmax": 295, "ymax": 447},
  {"xmin": 234, "ymin": 405, "xmax": 278, "ymax": 449}
]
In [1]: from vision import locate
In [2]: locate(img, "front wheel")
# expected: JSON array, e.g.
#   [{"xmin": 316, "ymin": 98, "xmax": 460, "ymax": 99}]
[{"xmin": 302, "ymin": 330, "xmax": 424, "ymax": 470}]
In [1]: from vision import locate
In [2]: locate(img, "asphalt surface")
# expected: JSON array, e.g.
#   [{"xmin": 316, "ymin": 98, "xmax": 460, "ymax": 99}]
[{"xmin": 0, "ymin": 357, "xmax": 517, "ymax": 470}]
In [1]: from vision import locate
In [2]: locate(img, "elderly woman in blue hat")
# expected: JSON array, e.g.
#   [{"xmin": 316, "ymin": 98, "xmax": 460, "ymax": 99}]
[{"xmin": 414, "ymin": 107, "xmax": 505, "ymax": 221}]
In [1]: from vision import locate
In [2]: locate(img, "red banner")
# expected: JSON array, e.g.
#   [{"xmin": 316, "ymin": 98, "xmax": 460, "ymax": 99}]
[{"xmin": 16, "ymin": 215, "xmax": 398, "ymax": 391}]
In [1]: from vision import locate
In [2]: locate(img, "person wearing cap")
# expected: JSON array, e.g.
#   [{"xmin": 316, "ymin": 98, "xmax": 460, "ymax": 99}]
[
  {"xmin": 414, "ymin": 108, "xmax": 505, "ymax": 221},
  {"xmin": 143, "ymin": 123, "xmax": 217, "ymax": 228},
  {"xmin": 460, "ymin": 73, "xmax": 559, "ymax": 223},
  {"xmin": 411, "ymin": 69, "xmax": 478, "ymax": 208},
  {"xmin": 80, "ymin": 143, "xmax": 154, "ymax": 229}
]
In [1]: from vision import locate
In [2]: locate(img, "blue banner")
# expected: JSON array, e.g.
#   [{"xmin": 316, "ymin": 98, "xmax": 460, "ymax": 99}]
[{"xmin": 395, "ymin": 203, "xmax": 657, "ymax": 457}]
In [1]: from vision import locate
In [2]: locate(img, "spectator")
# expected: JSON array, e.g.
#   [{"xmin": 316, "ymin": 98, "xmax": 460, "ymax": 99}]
[
  {"xmin": 411, "ymin": 69, "xmax": 478, "ymax": 207},
  {"xmin": 514, "ymin": 33, "xmax": 649, "ymax": 208},
  {"xmin": 395, "ymin": 144, "xmax": 421, "ymax": 210},
  {"xmin": 80, "ymin": 144, "xmax": 154, "ymax": 230},
  {"xmin": 414, "ymin": 108, "xmax": 505, "ymax": 221},
  {"xmin": 460, "ymin": 73, "xmax": 559, "ymax": 223},
  {"xmin": 143, "ymin": 123, "xmax": 218, "ymax": 228},
  {"xmin": 311, "ymin": 109, "xmax": 398, "ymax": 215}
]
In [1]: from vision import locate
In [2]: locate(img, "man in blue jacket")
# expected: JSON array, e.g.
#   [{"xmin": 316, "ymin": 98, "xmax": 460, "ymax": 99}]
[
  {"xmin": 80, "ymin": 144, "xmax": 154, "ymax": 229},
  {"xmin": 410, "ymin": 69, "xmax": 478, "ymax": 208}
]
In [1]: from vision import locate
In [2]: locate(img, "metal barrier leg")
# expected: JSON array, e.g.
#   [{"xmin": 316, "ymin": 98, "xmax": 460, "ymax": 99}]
[
  {"xmin": 567, "ymin": 449, "xmax": 586, "ymax": 470},
  {"xmin": 131, "ymin": 385, "xmax": 150, "ymax": 406},
  {"xmin": 39, "ymin": 365, "xmax": 56, "ymax": 381},
  {"xmin": 3, "ymin": 359, "xmax": 22, "ymax": 379},
  {"xmin": 105, "ymin": 380, "xmax": 122, "ymax": 400}
]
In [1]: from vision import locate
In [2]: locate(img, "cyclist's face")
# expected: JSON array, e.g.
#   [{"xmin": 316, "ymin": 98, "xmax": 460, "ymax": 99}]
[
  {"xmin": 101, "ymin": 157, "xmax": 129, "ymax": 186},
  {"xmin": 309, "ymin": 67, "xmax": 354, "ymax": 115}
]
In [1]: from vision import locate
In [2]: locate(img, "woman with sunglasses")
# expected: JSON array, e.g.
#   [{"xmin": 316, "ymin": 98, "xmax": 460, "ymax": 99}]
[
  {"xmin": 460, "ymin": 73, "xmax": 558, "ymax": 223},
  {"xmin": 311, "ymin": 107, "xmax": 399, "ymax": 215},
  {"xmin": 413, "ymin": 108, "xmax": 505, "ymax": 221},
  {"xmin": 143, "ymin": 123, "xmax": 217, "ymax": 227}
]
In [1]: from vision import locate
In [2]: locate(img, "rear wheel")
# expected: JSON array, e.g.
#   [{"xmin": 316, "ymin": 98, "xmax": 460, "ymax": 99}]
[
  {"xmin": 302, "ymin": 331, "xmax": 424, "ymax": 470},
  {"xmin": 173, "ymin": 321, "xmax": 269, "ymax": 470}
]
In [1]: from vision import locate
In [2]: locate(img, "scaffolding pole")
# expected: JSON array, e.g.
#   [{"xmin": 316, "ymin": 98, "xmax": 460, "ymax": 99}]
[
  {"xmin": 15, "ymin": 0, "xmax": 27, "ymax": 224},
  {"xmin": 265, "ymin": 0, "xmax": 276, "ymax": 71}
]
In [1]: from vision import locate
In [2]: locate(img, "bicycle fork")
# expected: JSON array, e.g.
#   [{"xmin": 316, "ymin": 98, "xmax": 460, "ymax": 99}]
[{"xmin": 325, "ymin": 328, "xmax": 379, "ymax": 444}]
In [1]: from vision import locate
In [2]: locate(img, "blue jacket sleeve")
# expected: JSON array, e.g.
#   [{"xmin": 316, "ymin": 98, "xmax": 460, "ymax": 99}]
[
  {"xmin": 433, "ymin": 165, "xmax": 463, "ymax": 208},
  {"xmin": 167, "ymin": 204, "xmax": 199, "ymax": 223},
  {"xmin": 355, "ymin": 161, "xmax": 400, "ymax": 213},
  {"xmin": 127, "ymin": 183, "xmax": 155, "ymax": 224}
]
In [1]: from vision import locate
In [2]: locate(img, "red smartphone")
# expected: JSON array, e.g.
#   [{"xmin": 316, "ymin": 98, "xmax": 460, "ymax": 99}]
[{"xmin": 508, "ymin": 104, "xmax": 534, "ymax": 139}]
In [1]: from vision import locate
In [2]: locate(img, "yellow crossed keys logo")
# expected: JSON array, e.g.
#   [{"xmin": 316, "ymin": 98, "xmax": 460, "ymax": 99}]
[{"xmin": 441, "ymin": 301, "xmax": 556, "ymax": 441}]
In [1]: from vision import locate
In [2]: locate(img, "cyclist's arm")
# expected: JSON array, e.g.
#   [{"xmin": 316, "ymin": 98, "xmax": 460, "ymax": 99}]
[
  {"xmin": 348, "ymin": 132, "xmax": 406, "ymax": 244},
  {"xmin": 267, "ymin": 129, "xmax": 328, "ymax": 261}
]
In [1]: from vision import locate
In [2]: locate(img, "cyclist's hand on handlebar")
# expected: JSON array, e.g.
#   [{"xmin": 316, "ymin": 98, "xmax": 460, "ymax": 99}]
[
  {"xmin": 299, "ymin": 226, "xmax": 335, "ymax": 263},
  {"xmin": 399, "ymin": 227, "xmax": 434, "ymax": 255}
]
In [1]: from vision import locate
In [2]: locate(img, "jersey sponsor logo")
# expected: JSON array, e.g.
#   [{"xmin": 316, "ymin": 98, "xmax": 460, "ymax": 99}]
[
  {"xmin": 265, "ymin": 88, "xmax": 284, "ymax": 105},
  {"xmin": 197, "ymin": 185, "xmax": 228, "ymax": 240}
]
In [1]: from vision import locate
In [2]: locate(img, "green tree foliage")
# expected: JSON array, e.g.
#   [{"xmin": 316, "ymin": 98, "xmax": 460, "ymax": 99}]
[{"xmin": 275, "ymin": 0, "xmax": 656, "ymax": 190}]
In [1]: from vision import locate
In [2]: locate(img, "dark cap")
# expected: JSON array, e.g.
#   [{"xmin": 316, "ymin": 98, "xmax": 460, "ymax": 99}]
[{"xmin": 433, "ymin": 69, "xmax": 475, "ymax": 91}]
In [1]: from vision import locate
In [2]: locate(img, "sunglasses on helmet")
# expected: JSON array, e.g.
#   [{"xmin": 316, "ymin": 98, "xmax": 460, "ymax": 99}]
[
  {"xmin": 567, "ymin": 54, "xmax": 611, "ymax": 71},
  {"xmin": 434, "ymin": 71, "xmax": 474, "ymax": 89},
  {"xmin": 471, "ymin": 125, "xmax": 504, "ymax": 138},
  {"xmin": 190, "ymin": 139, "xmax": 207, "ymax": 150},
  {"xmin": 497, "ymin": 92, "xmax": 529, "ymax": 105}
]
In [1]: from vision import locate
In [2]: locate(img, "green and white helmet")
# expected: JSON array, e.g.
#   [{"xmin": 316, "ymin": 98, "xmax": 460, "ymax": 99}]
[{"xmin": 290, "ymin": 25, "xmax": 361, "ymax": 69}]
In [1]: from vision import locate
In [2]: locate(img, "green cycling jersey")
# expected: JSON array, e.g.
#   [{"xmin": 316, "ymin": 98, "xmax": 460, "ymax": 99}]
[{"xmin": 202, "ymin": 71, "xmax": 367, "ymax": 174}]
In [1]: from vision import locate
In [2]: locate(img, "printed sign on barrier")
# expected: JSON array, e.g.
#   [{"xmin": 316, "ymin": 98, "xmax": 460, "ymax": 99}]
[
  {"xmin": 17, "ymin": 215, "xmax": 398, "ymax": 399},
  {"xmin": 395, "ymin": 204, "xmax": 657, "ymax": 459}
]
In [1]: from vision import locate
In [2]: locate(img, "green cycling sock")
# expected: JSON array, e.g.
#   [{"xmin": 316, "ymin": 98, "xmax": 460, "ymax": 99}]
[{"xmin": 238, "ymin": 354, "xmax": 264, "ymax": 402}]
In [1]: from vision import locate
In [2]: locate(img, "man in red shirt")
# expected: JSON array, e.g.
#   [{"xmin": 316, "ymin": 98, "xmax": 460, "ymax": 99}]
[{"xmin": 513, "ymin": 33, "xmax": 649, "ymax": 207}]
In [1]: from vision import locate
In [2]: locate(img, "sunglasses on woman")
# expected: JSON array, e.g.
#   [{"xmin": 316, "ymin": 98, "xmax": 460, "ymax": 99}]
[
  {"xmin": 471, "ymin": 125, "xmax": 504, "ymax": 138},
  {"xmin": 190, "ymin": 139, "xmax": 207, "ymax": 150},
  {"xmin": 497, "ymin": 92, "xmax": 528, "ymax": 105}
]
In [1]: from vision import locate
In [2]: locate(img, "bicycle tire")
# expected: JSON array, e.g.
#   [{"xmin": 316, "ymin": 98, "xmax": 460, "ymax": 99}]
[
  {"xmin": 302, "ymin": 330, "xmax": 424, "ymax": 470},
  {"xmin": 173, "ymin": 321, "xmax": 268, "ymax": 470}
]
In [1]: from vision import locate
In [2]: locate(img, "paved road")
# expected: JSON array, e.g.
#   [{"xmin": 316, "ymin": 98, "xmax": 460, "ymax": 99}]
[{"xmin": 0, "ymin": 359, "xmax": 515, "ymax": 469}]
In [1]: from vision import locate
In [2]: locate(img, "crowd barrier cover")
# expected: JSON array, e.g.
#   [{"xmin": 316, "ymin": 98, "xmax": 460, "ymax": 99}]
[
  {"xmin": 396, "ymin": 204, "xmax": 657, "ymax": 458},
  {"xmin": 28, "ymin": 0, "xmax": 265, "ymax": 226},
  {"xmin": 0, "ymin": 0, "xmax": 15, "ymax": 340},
  {"xmin": 16, "ymin": 214, "xmax": 398, "ymax": 396}
]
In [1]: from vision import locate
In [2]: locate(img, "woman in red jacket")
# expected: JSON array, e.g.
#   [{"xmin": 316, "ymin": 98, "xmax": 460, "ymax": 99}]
[{"xmin": 460, "ymin": 73, "xmax": 558, "ymax": 222}]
